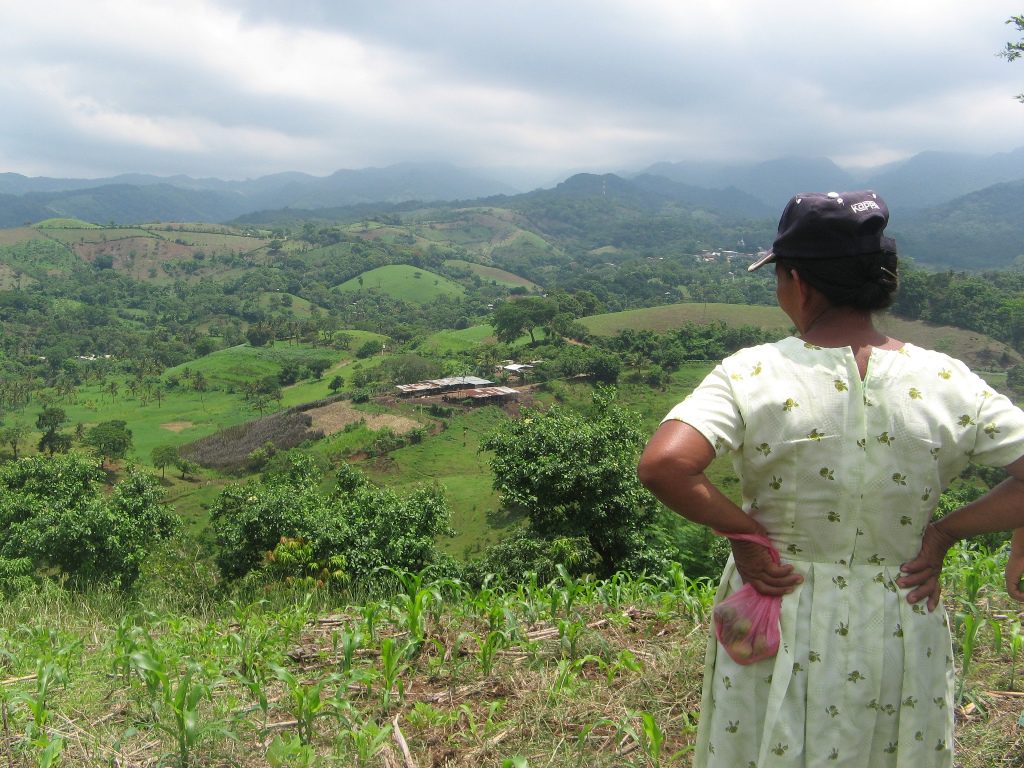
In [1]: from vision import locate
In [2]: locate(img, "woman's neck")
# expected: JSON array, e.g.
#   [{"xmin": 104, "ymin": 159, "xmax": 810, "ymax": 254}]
[{"xmin": 799, "ymin": 306, "xmax": 899, "ymax": 351}]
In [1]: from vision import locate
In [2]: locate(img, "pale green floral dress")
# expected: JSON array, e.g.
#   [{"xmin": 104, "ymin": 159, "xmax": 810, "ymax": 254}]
[{"xmin": 663, "ymin": 337, "xmax": 1024, "ymax": 768}]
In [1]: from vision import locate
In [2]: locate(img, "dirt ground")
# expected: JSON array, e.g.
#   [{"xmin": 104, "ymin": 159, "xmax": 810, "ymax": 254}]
[
  {"xmin": 304, "ymin": 400, "xmax": 421, "ymax": 436},
  {"xmin": 160, "ymin": 421, "xmax": 194, "ymax": 432}
]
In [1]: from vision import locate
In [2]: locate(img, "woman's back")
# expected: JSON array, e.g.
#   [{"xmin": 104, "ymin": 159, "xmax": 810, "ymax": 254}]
[{"xmin": 681, "ymin": 338, "xmax": 1023, "ymax": 566}]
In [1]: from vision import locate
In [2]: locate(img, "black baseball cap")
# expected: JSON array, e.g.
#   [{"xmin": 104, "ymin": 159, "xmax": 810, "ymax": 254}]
[{"xmin": 747, "ymin": 190, "xmax": 896, "ymax": 272}]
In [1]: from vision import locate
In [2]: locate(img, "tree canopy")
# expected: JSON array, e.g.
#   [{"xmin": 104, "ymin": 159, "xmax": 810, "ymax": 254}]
[{"xmin": 482, "ymin": 388, "xmax": 663, "ymax": 577}]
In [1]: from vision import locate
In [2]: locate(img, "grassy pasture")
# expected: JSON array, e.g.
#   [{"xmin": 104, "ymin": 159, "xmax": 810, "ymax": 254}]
[
  {"xmin": 31, "ymin": 217, "xmax": 99, "ymax": 228},
  {"xmin": 581, "ymin": 302, "xmax": 1021, "ymax": 371},
  {"xmin": 165, "ymin": 341, "xmax": 348, "ymax": 391},
  {"xmin": 418, "ymin": 325, "xmax": 496, "ymax": 355},
  {"xmin": 359, "ymin": 405, "xmax": 510, "ymax": 556},
  {"xmin": 444, "ymin": 258, "xmax": 538, "ymax": 289},
  {"xmin": 581, "ymin": 302, "xmax": 793, "ymax": 336},
  {"xmin": 335, "ymin": 264, "xmax": 465, "ymax": 303},
  {"xmin": 257, "ymin": 291, "xmax": 317, "ymax": 317}
]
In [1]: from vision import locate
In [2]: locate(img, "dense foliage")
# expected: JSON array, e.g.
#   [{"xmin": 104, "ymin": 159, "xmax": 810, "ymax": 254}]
[
  {"xmin": 0, "ymin": 452, "xmax": 175, "ymax": 588},
  {"xmin": 209, "ymin": 456, "xmax": 454, "ymax": 582},
  {"xmin": 483, "ymin": 389, "xmax": 664, "ymax": 578}
]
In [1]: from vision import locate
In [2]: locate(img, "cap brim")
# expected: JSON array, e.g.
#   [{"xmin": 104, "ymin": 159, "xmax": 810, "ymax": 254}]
[{"xmin": 746, "ymin": 251, "xmax": 776, "ymax": 272}]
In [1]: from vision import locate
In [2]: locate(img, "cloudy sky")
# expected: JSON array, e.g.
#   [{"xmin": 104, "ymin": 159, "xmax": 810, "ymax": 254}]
[{"xmin": 2, "ymin": 1, "xmax": 1022, "ymax": 188}]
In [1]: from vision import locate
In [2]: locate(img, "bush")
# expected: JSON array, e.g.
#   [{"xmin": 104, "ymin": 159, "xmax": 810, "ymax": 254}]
[
  {"xmin": 0, "ymin": 453, "xmax": 176, "ymax": 588},
  {"xmin": 210, "ymin": 456, "xmax": 453, "ymax": 583}
]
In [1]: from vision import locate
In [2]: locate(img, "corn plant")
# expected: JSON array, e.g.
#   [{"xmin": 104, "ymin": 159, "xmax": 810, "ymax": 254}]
[
  {"xmin": 954, "ymin": 610, "xmax": 984, "ymax": 704},
  {"xmin": 475, "ymin": 629, "xmax": 508, "ymax": 677},
  {"xmin": 378, "ymin": 637, "xmax": 411, "ymax": 710},
  {"xmin": 1008, "ymin": 619, "xmax": 1024, "ymax": 690},
  {"xmin": 270, "ymin": 663, "xmax": 340, "ymax": 745},
  {"xmin": 156, "ymin": 663, "xmax": 233, "ymax": 768},
  {"xmin": 557, "ymin": 618, "xmax": 586, "ymax": 661},
  {"xmin": 337, "ymin": 712, "xmax": 392, "ymax": 766},
  {"xmin": 456, "ymin": 700, "xmax": 510, "ymax": 745},
  {"xmin": 266, "ymin": 733, "xmax": 318, "ymax": 767}
]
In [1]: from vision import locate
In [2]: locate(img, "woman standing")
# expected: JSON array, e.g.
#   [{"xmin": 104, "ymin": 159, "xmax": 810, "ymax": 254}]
[{"xmin": 638, "ymin": 190, "xmax": 1024, "ymax": 767}]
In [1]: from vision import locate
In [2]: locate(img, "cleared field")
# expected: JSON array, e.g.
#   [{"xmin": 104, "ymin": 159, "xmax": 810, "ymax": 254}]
[
  {"xmin": 305, "ymin": 400, "xmax": 421, "ymax": 436},
  {"xmin": 419, "ymin": 324, "xmax": 496, "ymax": 354},
  {"xmin": 0, "ymin": 226, "xmax": 48, "ymax": 245},
  {"xmin": 335, "ymin": 264, "xmax": 465, "ymax": 303},
  {"xmin": 165, "ymin": 341, "xmax": 348, "ymax": 390},
  {"xmin": 444, "ymin": 258, "xmax": 538, "ymax": 289},
  {"xmin": 581, "ymin": 302, "xmax": 1021, "ymax": 371},
  {"xmin": 581, "ymin": 302, "xmax": 792, "ymax": 335},
  {"xmin": 40, "ymin": 226, "xmax": 155, "ymax": 244}
]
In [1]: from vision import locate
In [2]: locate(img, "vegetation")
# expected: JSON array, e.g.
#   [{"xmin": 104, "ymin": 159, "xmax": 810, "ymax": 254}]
[
  {"xmin": 2, "ymin": 180, "xmax": 1024, "ymax": 764},
  {"xmin": 0, "ymin": 545, "xmax": 1020, "ymax": 766}
]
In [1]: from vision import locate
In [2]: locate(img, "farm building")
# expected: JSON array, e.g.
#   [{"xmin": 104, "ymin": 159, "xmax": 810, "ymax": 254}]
[
  {"xmin": 395, "ymin": 375, "xmax": 494, "ymax": 397},
  {"xmin": 442, "ymin": 386, "xmax": 519, "ymax": 405}
]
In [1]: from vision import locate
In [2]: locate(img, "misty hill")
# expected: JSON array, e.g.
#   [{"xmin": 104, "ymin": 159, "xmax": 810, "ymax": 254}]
[
  {"xmin": 642, "ymin": 156, "xmax": 858, "ymax": 208},
  {"xmin": 642, "ymin": 148, "xmax": 1024, "ymax": 211},
  {"xmin": 861, "ymin": 147, "xmax": 1024, "ymax": 209},
  {"xmin": 893, "ymin": 180, "xmax": 1024, "ymax": 269},
  {"xmin": 0, "ymin": 163, "xmax": 519, "ymax": 227}
]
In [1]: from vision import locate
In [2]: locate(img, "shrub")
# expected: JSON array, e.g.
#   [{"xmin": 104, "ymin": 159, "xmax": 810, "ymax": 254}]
[
  {"xmin": 0, "ymin": 453, "xmax": 176, "ymax": 588},
  {"xmin": 210, "ymin": 456, "xmax": 453, "ymax": 583}
]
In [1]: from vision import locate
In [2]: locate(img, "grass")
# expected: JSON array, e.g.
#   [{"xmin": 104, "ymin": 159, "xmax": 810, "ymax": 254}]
[
  {"xmin": 418, "ymin": 325, "xmax": 496, "ymax": 355},
  {"xmin": 0, "ymin": 546, "xmax": 1021, "ymax": 767},
  {"xmin": 359, "ymin": 406, "xmax": 509, "ymax": 556},
  {"xmin": 580, "ymin": 303, "xmax": 1021, "ymax": 371},
  {"xmin": 580, "ymin": 303, "xmax": 793, "ymax": 336},
  {"xmin": 444, "ymin": 259, "xmax": 539, "ymax": 289},
  {"xmin": 335, "ymin": 265, "xmax": 466, "ymax": 303}
]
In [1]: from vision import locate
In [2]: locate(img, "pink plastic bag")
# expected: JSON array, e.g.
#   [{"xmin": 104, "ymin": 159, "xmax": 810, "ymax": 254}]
[{"xmin": 712, "ymin": 532, "xmax": 782, "ymax": 665}]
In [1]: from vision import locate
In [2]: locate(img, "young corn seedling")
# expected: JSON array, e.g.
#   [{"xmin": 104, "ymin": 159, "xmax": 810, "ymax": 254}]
[
  {"xmin": 1007, "ymin": 619, "xmax": 1024, "ymax": 691},
  {"xmin": 270, "ymin": 664, "xmax": 340, "ymax": 745},
  {"xmin": 337, "ymin": 712, "xmax": 392, "ymax": 766},
  {"xmin": 266, "ymin": 733, "xmax": 318, "ymax": 768},
  {"xmin": 157, "ymin": 663, "xmax": 233, "ymax": 768},
  {"xmin": 954, "ymin": 610, "xmax": 983, "ymax": 705},
  {"xmin": 378, "ymin": 637, "xmax": 411, "ymax": 711}
]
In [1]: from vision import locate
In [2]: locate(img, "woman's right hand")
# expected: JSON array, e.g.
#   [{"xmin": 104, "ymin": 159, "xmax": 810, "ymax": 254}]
[{"xmin": 730, "ymin": 537, "xmax": 801, "ymax": 596}]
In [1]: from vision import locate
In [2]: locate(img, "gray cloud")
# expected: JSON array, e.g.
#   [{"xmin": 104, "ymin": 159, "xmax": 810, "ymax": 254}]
[{"xmin": 1, "ymin": 0, "xmax": 1022, "ymax": 186}]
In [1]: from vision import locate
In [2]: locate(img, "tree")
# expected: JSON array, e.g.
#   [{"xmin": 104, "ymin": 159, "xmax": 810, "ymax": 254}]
[
  {"xmin": 175, "ymin": 457, "xmax": 201, "ymax": 480},
  {"xmin": 1000, "ymin": 14, "xmax": 1024, "ymax": 102},
  {"xmin": 0, "ymin": 424, "xmax": 27, "ymax": 460},
  {"xmin": 210, "ymin": 456, "xmax": 453, "ymax": 582},
  {"xmin": 36, "ymin": 407, "xmax": 70, "ymax": 455},
  {"xmin": 482, "ymin": 388, "xmax": 663, "ymax": 577},
  {"xmin": 0, "ymin": 453, "xmax": 175, "ymax": 588},
  {"xmin": 492, "ymin": 297, "xmax": 558, "ymax": 345},
  {"xmin": 328, "ymin": 375, "xmax": 344, "ymax": 394},
  {"xmin": 151, "ymin": 444, "xmax": 179, "ymax": 479},
  {"xmin": 85, "ymin": 420, "xmax": 133, "ymax": 466}
]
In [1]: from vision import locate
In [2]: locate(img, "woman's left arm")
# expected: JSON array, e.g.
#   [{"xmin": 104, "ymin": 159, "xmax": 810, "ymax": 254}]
[
  {"xmin": 637, "ymin": 420, "xmax": 801, "ymax": 596},
  {"xmin": 899, "ymin": 454, "xmax": 1024, "ymax": 610}
]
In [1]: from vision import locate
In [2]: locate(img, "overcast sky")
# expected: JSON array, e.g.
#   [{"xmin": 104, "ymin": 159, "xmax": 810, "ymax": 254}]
[{"xmin": 2, "ymin": 1, "xmax": 1023, "ymax": 188}]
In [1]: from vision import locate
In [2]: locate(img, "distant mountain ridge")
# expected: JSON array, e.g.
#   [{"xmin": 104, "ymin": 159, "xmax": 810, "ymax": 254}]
[
  {"xmin": 641, "ymin": 147, "xmax": 1024, "ymax": 210},
  {"xmin": 0, "ymin": 162, "xmax": 520, "ymax": 226}
]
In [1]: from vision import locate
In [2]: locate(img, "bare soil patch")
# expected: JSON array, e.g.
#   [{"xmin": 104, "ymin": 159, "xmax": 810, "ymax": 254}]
[
  {"xmin": 160, "ymin": 421, "xmax": 194, "ymax": 432},
  {"xmin": 305, "ymin": 401, "xmax": 421, "ymax": 436}
]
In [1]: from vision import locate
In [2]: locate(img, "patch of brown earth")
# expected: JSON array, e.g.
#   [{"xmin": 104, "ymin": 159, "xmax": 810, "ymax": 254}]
[
  {"xmin": 160, "ymin": 421, "xmax": 194, "ymax": 432},
  {"xmin": 305, "ymin": 401, "xmax": 420, "ymax": 436}
]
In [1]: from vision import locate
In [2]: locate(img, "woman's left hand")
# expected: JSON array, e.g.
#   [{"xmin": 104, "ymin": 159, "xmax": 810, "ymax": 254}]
[{"xmin": 898, "ymin": 522, "xmax": 957, "ymax": 612}]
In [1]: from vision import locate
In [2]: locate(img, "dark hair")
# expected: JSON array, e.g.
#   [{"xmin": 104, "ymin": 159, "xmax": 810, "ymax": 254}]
[{"xmin": 775, "ymin": 250, "xmax": 899, "ymax": 311}]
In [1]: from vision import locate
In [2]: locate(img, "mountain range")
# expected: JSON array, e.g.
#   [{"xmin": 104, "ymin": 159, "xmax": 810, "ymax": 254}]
[{"xmin": 1, "ymin": 149, "xmax": 1023, "ymax": 269}]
